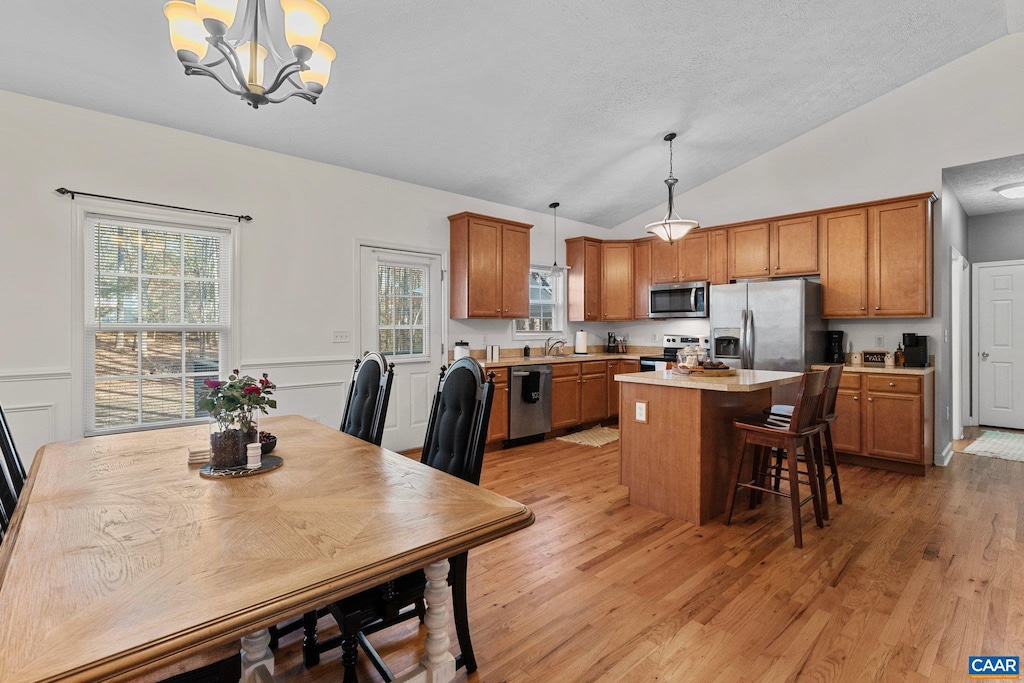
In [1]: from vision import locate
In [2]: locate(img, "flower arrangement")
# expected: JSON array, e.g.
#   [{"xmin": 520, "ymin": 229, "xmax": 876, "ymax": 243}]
[{"xmin": 199, "ymin": 370, "xmax": 277, "ymax": 468}]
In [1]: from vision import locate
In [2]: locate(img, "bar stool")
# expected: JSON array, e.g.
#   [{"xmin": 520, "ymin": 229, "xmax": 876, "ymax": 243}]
[
  {"xmin": 766, "ymin": 364, "xmax": 844, "ymax": 520},
  {"xmin": 725, "ymin": 371, "xmax": 826, "ymax": 548}
]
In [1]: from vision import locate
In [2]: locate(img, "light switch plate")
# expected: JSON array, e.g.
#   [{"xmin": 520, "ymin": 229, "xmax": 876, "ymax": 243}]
[
  {"xmin": 874, "ymin": 335, "xmax": 885, "ymax": 348},
  {"xmin": 332, "ymin": 330, "xmax": 351, "ymax": 343},
  {"xmin": 635, "ymin": 401, "xmax": 647, "ymax": 423}
]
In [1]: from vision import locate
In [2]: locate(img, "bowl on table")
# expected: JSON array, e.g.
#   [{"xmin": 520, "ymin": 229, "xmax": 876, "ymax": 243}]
[{"xmin": 259, "ymin": 431, "xmax": 277, "ymax": 455}]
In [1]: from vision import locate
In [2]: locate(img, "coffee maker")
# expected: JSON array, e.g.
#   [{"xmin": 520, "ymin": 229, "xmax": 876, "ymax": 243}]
[
  {"xmin": 825, "ymin": 331, "xmax": 846, "ymax": 364},
  {"xmin": 903, "ymin": 333, "xmax": 929, "ymax": 367}
]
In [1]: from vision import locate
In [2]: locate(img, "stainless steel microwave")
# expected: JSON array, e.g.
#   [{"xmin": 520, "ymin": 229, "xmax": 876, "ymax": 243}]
[{"xmin": 649, "ymin": 281, "xmax": 708, "ymax": 318}]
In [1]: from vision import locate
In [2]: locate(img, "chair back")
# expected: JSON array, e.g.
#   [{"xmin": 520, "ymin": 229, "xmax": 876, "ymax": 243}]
[
  {"xmin": 420, "ymin": 358, "xmax": 495, "ymax": 485},
  {"xmin": 788, "ymin": 371, "xmax": 827, "ymax": 434},
  {"xmin": 340, "ymin": 352, "xmax": 395, "ymax": 446},
  {"xmin": 818, "ymin": 364, "xmax": 844, "ymax": 421},
  {"xmin": 0, "ymin": 403, "xmax": 26, "ymax": 538}
]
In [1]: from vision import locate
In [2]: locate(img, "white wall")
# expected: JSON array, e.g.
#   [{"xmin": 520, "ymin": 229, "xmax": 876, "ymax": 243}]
[
  {"xmin": 968, "ymin": 209, "xmax": 1024, "ymax": 263},
  {"xmin": 0, "ymin": 88, "xmax": 604, "ymax": 462},
  {"xmin": 607, "ymin": 34, "xmax": 1024, "ymax": 460}
]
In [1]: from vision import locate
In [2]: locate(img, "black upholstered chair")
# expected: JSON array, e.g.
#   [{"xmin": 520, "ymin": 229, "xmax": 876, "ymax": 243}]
[
  {"xmin": 0, "ymin": 402, "xmax": 27, "ymax": 542},
  {"xmin": 308, "ymin": 357, "xmax": 495, "ymax": 682},
  {"xmin": 340, "ymin": 352, "xmax": 395, "ymax": 447}
]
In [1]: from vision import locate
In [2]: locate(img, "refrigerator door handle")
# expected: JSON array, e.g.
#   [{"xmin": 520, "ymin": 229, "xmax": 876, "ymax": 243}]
[
  {"xmin": 746, "ymin": 309, "xmax": 755, "ymax": 369},
  {"xmin": 740, "ymin": 309, "xmax": 749, "ymax": 368}
]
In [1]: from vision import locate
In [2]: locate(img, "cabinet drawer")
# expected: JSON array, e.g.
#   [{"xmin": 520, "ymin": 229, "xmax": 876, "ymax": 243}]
[
  {"xmin": 838, "ymin": 373, "xmax": 861, "ymax": 390},
  {"xmin": 488, "ymin": 367, "xmax": 509, "ymax": 384},
  {"xmin": 865, "ymin": 375, "xmax": 921, "ymax": 395},
  {"xmin": 581, "ymin": 360, "xmax": 607, "ymax": 376},
  {"xmin": 552, "ymin": 362, "xmax": 581, "ymax": 378}
]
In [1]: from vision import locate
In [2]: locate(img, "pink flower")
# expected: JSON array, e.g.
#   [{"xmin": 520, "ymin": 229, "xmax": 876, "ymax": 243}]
[
  {"xmin": 204, "ymin": 378, "xmax": 223, "ymax": 389},
  {"xmin": 243, "ymin": 385, "xmax": 262, "ymax": 396}
]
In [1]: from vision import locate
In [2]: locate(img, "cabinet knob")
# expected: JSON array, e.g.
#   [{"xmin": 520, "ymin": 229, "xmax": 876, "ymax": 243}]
[
  {"xmin": 763, "ymin": 267, "xmax": 768, "ymax": 271},
  {"xmin": 875, "ymin": 306, "xmax": 880, "ymax": 310},
  {"xmin": 889, "ymin": 382, "xmax": 895, "ymax": 387},
  {"xmin": 861, "ymin": 306, "xmax": 866, "ymax": 310},
  {"xmin": 867, "ymin": 397, "xmax": 873, "ymax": 402},
  {"xmin": 853, "ymin": 396, "xmax": 859, "ymax": 401},
  {"xmin": 774, "ymin": 266, "xmax": 779, "ymax": 270}
]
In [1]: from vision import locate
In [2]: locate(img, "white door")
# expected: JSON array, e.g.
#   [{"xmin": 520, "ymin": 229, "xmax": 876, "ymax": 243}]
[
  {"xmin": 977, "ymin": 260, "xmax": 1024, "ymax": 429},
  {"xmin": 360, "ymin": 247, "xmax": 444, "ymax": 451}
]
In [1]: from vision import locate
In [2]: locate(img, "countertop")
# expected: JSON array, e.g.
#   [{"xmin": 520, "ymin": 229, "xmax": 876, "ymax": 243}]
[
  {"xmin": 810, "ymin": 363, "xmax": 934, "ymax": 376},
  {"xmin": 614, "ymin": 369, "xmax": 803, "ymax": 392},
  {"xmin": 476, "ymin": 352, "xmax": 641, "ymax": 369}
]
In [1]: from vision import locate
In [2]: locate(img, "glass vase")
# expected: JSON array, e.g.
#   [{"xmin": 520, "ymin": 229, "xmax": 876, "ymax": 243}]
[{"xmin": 209, "ymin": 412, "xmax": 257, "ymax": 469}]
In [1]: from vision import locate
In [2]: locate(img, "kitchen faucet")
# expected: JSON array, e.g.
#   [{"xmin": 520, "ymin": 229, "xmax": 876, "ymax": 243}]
[{"xmin": 545, "ymin": 337, "xmax": 567, "ymax": 356}]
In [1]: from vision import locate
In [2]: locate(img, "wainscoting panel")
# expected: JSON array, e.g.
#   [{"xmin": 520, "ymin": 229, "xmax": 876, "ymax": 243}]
[
  {"xmin": 239, "ymin": 358, "xmax": 356, "ymax": 430},
  {"xmin": 0, "ymin": 369, "xmax": 73, "ymax": 468}
]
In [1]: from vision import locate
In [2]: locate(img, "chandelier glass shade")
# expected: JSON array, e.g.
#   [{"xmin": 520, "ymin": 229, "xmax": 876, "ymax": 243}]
[
  {"xmin": 645, "ymin": 133, "xmax": 700, "ymax": 244},
  {"xmin": 163, "ymin": 0, "xmax": 335, "ymax": 108}
]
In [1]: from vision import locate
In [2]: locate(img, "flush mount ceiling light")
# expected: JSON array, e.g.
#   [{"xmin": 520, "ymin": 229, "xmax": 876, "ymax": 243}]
[
  {"xmin": 549, "ymin": 202, "xmax": 565, "ymax": 276},
  {"xmin": 163, "ymin": 0, "xmax": 335, "ymax": 108},
  {"xmin": 645, "ymin": 132, "xmax": 700, "ymax": 244},
  {"xmin": 994, "ymin": 182, "xmax": 1024, "ymax": 199}
]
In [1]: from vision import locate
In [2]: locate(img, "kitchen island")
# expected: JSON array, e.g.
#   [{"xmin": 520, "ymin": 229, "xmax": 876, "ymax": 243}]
[{"xmin": 615, "ymin": 369, "xmax": 803, "ymax": 525}]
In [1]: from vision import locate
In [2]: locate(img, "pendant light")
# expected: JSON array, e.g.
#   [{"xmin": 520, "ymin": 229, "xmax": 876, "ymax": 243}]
[
  {"xmin": 549, "ymin": 202, "xmax": 565, "ymax": 276},
  {"xmin": 645, "ymin": 132, "xmax": 700, "ymax": 243}
]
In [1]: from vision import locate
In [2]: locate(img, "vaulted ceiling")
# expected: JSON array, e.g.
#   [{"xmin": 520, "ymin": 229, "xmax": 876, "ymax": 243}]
[{"xmin": 0, "ymin": 1, "xmax": 1019, "ymax": 227}]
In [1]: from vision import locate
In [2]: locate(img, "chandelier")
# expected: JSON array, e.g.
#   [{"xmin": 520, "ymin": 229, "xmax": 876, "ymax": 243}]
[
  {"xmin": 645, "ymin": 133, "xmax": 700, "ymax": 243},
  {"xmin": 163, "ymin": 0, "xmax": 336, "ymax": 108}
]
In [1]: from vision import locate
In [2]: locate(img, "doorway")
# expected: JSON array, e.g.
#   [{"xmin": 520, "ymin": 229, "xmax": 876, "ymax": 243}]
[
  {"xmin": 974, "ymin": 260, "xmax": 1024, "ymax": 429},
  {"xmin": 359, "ymin": 245, "xmax": 445, "ymax": 451}
]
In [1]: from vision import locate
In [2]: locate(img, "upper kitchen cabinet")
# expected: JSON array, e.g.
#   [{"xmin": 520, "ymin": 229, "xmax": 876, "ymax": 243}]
[
  {"xmin": 567, "ymin": 237, "xmax": 603, "ymax": 322},
  {"xmin": 771, "ymin": 215, "xmax": 819, "ymax": 276},
  {"xmin": 449, "ymin": 212, "xmax": 532, "ymax": 319},
  {"xmin": 708, "ymin": 229, "xmax": 729, "ymax": 285},
  {"xmin": 821, "ymin": 193, "xmax": 934, "ymax": 318},
  {"xmin": 601, "ymin": 241, "xmax": 635, "ymax": 320},
  {"xmin": 728, "ymin": 222, "xmax": 771, "ymax": 278},
  {"xmin": 651, "ymin": 231, "xmax": 708, "ymax": 283},
  {"xmin": 633, "ymin": 238, "xmax": 653, "ymax": 319}
]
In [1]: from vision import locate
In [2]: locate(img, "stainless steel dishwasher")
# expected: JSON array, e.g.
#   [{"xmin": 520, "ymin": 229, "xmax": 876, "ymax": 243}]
[{"xmin": 509, "ymin": 365, "xmax": 552, "ymax": 440}]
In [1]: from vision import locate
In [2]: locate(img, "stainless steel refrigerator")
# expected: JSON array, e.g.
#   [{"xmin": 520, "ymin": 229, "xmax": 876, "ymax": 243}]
[{"xmin": 709, "ymin": 279, "xmax": 826, "ymax": 371}]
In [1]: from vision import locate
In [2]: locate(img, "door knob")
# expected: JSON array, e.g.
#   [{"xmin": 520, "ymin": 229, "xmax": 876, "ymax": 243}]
[{"xmin": 982, "ymin": 351, "xmax": 990, "ymax": 358}]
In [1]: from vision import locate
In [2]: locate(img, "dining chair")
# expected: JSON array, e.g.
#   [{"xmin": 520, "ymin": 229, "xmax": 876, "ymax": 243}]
[
  {"xmin": 725, "ymin": 371, "xmax": 826, "ymax": 548},
  {"xmin": 0, "ymin": 402, "xmax": 27, "ymax": 541},
  {"xmin": 268, "ymin": 352, "xmax": 395, "ymax": 655},
  {"xmin": 308, "ymin": 357, "xmax": 495, "ymax": 682}
]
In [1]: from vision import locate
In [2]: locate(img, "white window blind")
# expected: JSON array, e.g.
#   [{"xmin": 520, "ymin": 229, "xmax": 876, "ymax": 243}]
[
  {"xmin": 83, "ymin": 216, "xmax": 233, "ymax": 434},
  {"xmin": 376, "ymin": 261, "xmax": 428, "ymax": 357}
]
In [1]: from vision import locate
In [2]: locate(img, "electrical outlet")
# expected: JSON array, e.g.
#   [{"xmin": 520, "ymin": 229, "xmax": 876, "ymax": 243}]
[
  {"xmin": 650, "ymin": 333, "xmax": 658, "ymax": 343},
  {"xmin": 635, "ymin": 401, "xmax": 647, "ymax": 423},
  {"xmin": 874, "ymin": 335, "xmax": 884, "ymax": 348},
  {"xmin": 332, "ymin": 330, "xmax": 351, "ymax": 343}
]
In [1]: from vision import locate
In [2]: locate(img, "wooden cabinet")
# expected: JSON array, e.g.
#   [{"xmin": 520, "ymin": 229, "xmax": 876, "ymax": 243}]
[
  {"xmin": 486, "ymin": 368, "xmax": 509, "ymax": 444},
  {"xmin": 449, "ymin": 212, "xmax": 532, "ymax": 319},
  {"xmin": 633, "ymin": 238, "xmax": 653, "ymax": 319},
  {"xmin": 566, "ymin": 237, "xmax": 603, "ymax": 322},
  {"xmin": 551, "ymin": 363, "xmax": 581, "ymax": 429},
  {"xmin": 607, "ymin": 359, "xmax": 639, "ymax": 417},
  {"xmin": 651, "ymin": 232, "xmax": 708, "ymax": 283},
  {"xmin": 708, "ymin": 229, "xmax": 729, "ymax": 285},
  {"xmin": 771, "ymin": 215, "xmax": 819, "ymax": 276},
  {"xmin": 822, "ymin": 195, "xmax": 933, "ymax": 318},
  {"xmin": 580, "ymin": 361, "xmax": 608, "ymax": 424},
  {"xmin": 827, "ymin": 369, "xmax": 933, "ymax": 475},
  {"xmin": 728, "ymin": 222, "xmax": 771, "ymax": 278},
  {"xmin": 601, "ymin": 242, "xmax": 634, "ymax": 320}
]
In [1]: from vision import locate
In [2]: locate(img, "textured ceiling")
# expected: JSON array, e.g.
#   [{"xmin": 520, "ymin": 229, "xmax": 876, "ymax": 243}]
[
  {"xmin": 945, "ymin": 153, "xmax": 1024, "ymax": 216},
  {"xmin": 0, "ymin": 1, "xmax": 1016, "ymax": 227}
]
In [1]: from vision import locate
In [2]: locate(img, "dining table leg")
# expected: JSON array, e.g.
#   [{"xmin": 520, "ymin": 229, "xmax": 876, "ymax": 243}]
[
  {"xmin": 240, "ymin": 628, "xmax": 275, "ymax": 682},
  {"xmin": 394, "ymin": 558, "xmax": 457, "ymax": 683}
]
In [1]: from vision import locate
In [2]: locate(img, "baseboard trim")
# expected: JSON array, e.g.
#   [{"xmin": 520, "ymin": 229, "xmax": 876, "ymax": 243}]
[{"xmin": 935, "ymin": 442, "xmax": 953, "ymax": 467}]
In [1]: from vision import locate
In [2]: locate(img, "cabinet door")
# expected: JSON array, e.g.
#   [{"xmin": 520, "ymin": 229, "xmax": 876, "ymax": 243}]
[
  {"xmin": 580, "ymin": 371, "xmax": 608, "ymax": 423},
  {"xmin": 584, "ymin": 240, "xmax": 602, "ymax": 321},
  {"xmin": 679, "ymin": 232, "xmax": 709, "ymax": 282},
  {"xmin": 831, "ymin": 389, "xmax": 862, "ymax": 454},
  {"xmin": 821, "ymin": 209, "xmax": 869, "ymax": 318},
  {"xmin": 633, "ymin": 239, "xmax": 652, "ymax": 319},
  {"xmin": 771, "ymin": 216, "xmax": 819, "ymax": 276},
  {"xmin": 607, "ymin": 361, "xmax": 620, "ymax": 418},
  {"xmin": 551, "ymin": 374, "xmax": 581, "ymax": 429},
  {"xmin": 729, "ymin": 223, "xmax": 770, "ymax": 278},
  {"xmin": 467, "ymin": 218, "xmax": 503, "ymax": 317},
  {"xmin": 708, "ymin": 229, "xmax": 729, "ymax": 285},
  {"xmin": 870, "ymin": 198, "xmax": 932, "ymax": 317},
  {"xmin": 500, "ymin": 224, "xmax": 531, "ymax": 318},
  {"xmin": 601, "ymin": 242, "xmax": 634, "ymax": 321},
  {"xmin": 487, "ymin": 376, "xmax": 509, "ymax": 443},
  {"xmin": 651, "ymin": 238, "xmax": 678, "ymax": 283},
  {"xmin": 865, "ymin": 392, "xmax": 922, "ymax": 462}
]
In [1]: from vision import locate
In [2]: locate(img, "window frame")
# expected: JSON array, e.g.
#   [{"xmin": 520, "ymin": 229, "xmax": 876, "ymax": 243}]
[
  {"xmin": 512, "ymin": 265, "xmax": 565, "ymax": 340},
  {"xmin": 72, "ymin": 197, "xmax": 240, "ymax": 438}
]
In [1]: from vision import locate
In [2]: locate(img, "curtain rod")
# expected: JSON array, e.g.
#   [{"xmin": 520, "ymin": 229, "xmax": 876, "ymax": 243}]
[{"xmin": 55, "ymin": 188, "xmax": 252, "ymax": 223}]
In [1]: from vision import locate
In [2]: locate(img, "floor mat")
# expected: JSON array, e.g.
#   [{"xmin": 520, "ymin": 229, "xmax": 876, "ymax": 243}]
[
  {"xmin": 556, "ymin": 425, "xmax": 619, "ymax": 447},
  {"xmin": 963, "ymin": 429, "xmax": 1024, "ymax": 462}
]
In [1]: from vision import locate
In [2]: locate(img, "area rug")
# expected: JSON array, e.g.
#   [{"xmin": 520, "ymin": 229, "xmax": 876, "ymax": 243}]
[
  {"xmin": 963, "ymin": 429, "xmax": 1024, "ymax": 462},
  {"xmin": 556, "ymin": 425, "xmax": 619, "ymax": 447}
]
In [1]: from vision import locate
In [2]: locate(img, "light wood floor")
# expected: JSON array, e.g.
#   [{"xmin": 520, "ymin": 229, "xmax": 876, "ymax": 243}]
[{"xmin": 271, "ymin": 436, "xmax": 1024, "ymax": 681}]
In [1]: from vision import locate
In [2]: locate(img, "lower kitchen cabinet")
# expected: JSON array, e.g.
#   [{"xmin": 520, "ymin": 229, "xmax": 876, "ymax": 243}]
[
  {"xmin": 831, "ymin": 383, "xmax": 862, "ymax": 454},
  {"xmin": 580, "ymin": 361, "xmax": 608, "ymax": 424},
  {"xmin": 486, "ymin": 367, "xmax": 509, "ymax": 443},
  {"xmin": 607, "ymin": 359, "xmax": 639, "ymax": 417},
  {"xmin": 551, "ymin": 363, "xmax": 582, "ymax": 429}
]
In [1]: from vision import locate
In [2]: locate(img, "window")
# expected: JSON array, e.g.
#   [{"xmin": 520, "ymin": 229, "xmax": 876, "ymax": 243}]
[
  {"xmin": 376, "ymin": 261, "xmax": 428, "ymax": 356},
  {"xmin": 514, "ymin": 266, "xmax": 564, "ymax": 337},
  {"xmin": 84, "ymin": 217, "xmax": 233, "ymax": 434}
]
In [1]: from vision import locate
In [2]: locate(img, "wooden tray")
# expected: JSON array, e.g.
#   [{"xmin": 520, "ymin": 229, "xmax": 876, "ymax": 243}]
[
  {"xmin": 199, "ymin": 455, "xmax": 283, "ymax": 479},
  {"xmin": 671, "ymin": 367, "xmax": 737, "ymax": 377}
]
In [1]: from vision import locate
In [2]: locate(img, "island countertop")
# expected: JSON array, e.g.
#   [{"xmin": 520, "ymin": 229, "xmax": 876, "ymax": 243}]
[{"xmin": 615, "ymin": 368, "xmax": 803, "ymax": 392}]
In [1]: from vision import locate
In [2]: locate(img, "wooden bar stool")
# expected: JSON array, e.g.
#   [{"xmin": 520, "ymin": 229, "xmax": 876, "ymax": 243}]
[{"xmin": 725, "ymin": 371, "xmax": 826, "ymax": 548}]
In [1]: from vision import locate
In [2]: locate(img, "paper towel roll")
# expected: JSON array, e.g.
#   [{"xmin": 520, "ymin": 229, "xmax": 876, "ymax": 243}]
[{"xmin": 574, "ymin": 330, "xmax": 587, "ymax": 354}]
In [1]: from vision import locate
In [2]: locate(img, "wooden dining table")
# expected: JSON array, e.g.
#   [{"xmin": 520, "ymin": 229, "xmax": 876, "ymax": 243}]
[{"xmin": 0, "ymin": 415, "xmax": 534, "ymax": 683}]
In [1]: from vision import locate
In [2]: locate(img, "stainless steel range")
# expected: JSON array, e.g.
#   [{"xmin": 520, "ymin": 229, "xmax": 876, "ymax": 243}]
[{"xmin": 639, "ymin": 335, "xmax": 710, "ymax": 371}]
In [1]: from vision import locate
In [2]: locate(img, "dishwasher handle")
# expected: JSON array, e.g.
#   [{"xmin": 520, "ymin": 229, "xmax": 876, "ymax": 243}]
[{"xmin": 512, "ymin": 371, "xmax": 531, "ymax": 377}]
